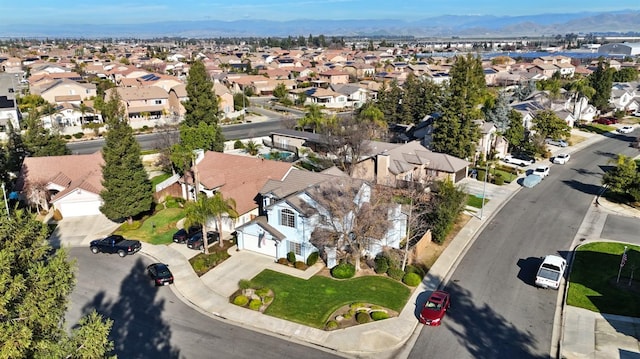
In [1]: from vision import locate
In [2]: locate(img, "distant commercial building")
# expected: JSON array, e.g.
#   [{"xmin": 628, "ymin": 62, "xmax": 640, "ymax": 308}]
[{"xmin": 597, "ymin": 42, "xmax": 640, "ymax": 56}]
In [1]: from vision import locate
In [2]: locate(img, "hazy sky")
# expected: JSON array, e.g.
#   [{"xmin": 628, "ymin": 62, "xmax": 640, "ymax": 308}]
[{"xmin": 4, "ymin": 0, "xmax": 640, "ymax": 25}]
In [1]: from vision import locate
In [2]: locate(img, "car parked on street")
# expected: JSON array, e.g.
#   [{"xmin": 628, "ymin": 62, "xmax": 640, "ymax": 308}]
[
  {"xmin": 552, "ymin": 153, "xmax": 571, "ymax": 164},
  {"xmin": 187, "ymin": 231, "xmax": 220, "ymax": 250},
  {"xmin": 147, "ymin": 263, "xmax": 174, "ymax": 286},
  {"xmin": 545, "ymin": 138, "xmax": 568, "ymax": 147},
  {"xmin": 594, "ymin": 117, "xmax": 618, "ymax": 125},
  {"xmin": 618, "ymin": 126, "xmax": 634, "ymax": 134},
  {"xmin": 502, "ymin": 154, "xmax": 535, "ymax": 167},
  {"xmin": 89, "ymin": 235, "xmax": 142, "ymax": 257},
  {"xmin": 532, "ymin": 165, "xmax": 550, "ymax": 179},
  {"xmin": 535, "ymin": 255, "xmax": 566, "ymax": 290},
  {"xmin": 419, "ymin": 290, "xmax": 451, "ymax": 326},
  {"xmin": 522, "ymin": 174, "xmax": 543, "ymax": 188}
]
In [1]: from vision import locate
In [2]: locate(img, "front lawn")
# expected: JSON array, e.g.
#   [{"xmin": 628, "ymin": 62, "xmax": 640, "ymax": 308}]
[
  {"xmin": 251, "ymin": 269, "xmax": 411, "ymax": 328},
  {"xmin": 578, "ymin": 123, "xmax": 615, "ymax": 135},
  {"xmin": 567, "ymin": 242, "xmax": 640, "ymax": 317},
  {"xmin": 115, "ymin": 208, "xmax": 184, "ymax": 245},
  {"xmin": 467, "ymin": 195, "xmax": 489, "ymax": 209}
]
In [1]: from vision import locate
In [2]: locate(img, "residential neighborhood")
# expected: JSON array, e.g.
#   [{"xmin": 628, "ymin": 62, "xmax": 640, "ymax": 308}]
[{"xmin": 1, "ymin": 24, "xmax": 640, "ymax": 359}]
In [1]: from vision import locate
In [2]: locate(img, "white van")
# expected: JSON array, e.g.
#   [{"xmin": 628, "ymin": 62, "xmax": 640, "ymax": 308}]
[{"xmin": 535, "ymin": 255, "xmax": 566, "ymax": 289}]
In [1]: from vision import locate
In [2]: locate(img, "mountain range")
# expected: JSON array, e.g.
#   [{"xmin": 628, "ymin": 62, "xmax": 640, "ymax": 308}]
[{"xmin": 1, "ymin": 10, "xmax": 640, "ymax": 39}]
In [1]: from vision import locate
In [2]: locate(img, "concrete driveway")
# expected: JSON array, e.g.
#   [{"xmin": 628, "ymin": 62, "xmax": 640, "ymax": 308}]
[{"xmin": 48, "ymin": 214, "xmax": 121, "ymax": 248}]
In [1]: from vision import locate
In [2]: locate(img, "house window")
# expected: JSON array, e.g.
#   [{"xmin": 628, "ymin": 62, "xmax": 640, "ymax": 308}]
[
  {"xmin": 288, "ymin": 241, "xmax": 301, "ymax": 255},
  {"xmin": 155, "ymin": 100, "xmax": 162, "ymax": 105},
  {"xmin": 280, "ymin": 209, "xmax": 296, "ymax": 228}
]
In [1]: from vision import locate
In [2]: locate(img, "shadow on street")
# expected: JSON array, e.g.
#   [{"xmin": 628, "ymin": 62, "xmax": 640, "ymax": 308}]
[{"xmin": 75, "ymin": 258, "xmax": 180, "ymax": 358}]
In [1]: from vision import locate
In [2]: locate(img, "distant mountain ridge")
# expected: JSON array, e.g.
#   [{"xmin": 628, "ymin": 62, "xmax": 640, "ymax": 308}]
[{"xmin": 1, "ymin": 10, "xmax": 639, "ymax": 38}]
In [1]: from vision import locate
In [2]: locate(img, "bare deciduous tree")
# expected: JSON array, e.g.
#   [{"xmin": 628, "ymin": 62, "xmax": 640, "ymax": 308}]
[
  {"xmin": 24, "ymin": 180, "xmax": 50, "ymax": 213},
  {"xmin": 302, "ymin": 178, "xmax": 397, "ymax": 271}
]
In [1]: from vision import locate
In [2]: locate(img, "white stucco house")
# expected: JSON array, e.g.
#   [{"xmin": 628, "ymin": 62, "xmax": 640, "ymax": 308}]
[{"xmin": 235, "ymin": 170, "xmax": 407, "ymax": 267}]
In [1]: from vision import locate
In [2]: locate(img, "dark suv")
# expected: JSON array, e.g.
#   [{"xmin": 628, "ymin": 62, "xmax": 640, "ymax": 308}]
[
  {"xmin": 173, "ymin": 225, "xmax": 201, "ymax": 244},
  {"xmin": 187, "ymin": 231, "xmax": 220, "ymax": 250}
]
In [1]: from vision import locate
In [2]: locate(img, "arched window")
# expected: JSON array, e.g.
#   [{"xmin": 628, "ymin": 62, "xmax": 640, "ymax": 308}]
[{"xmin": 280, "ymin": 209, "xmax": 296, "ymax": 228}]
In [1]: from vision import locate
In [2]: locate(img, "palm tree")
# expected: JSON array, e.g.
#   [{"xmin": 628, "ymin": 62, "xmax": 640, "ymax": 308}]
[
  {"xmin": 183, "ymin": 196, "xmax": 215, "ymax": 254},
  {"xmin": 244, "ymin": 140, "xmax": 261, "ymax": 156},
  {"xmin": 209, "ymin": 192, "xmax": 239, "ymax": 248}
]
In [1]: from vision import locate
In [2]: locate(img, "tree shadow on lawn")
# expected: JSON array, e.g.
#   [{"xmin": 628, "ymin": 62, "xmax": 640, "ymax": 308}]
[{"xmin": 77, "ymin": 259, "xmax": 180, "ymax": 358}]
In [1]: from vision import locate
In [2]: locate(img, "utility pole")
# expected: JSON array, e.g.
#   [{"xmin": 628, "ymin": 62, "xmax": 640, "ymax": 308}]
[
  {"xmin": 1, "ymin": 183, "xmax": 9, "ymax": 219},
  {"xmin": 401, "ymin": 197, "xmax": 413, "ymax": 271}
]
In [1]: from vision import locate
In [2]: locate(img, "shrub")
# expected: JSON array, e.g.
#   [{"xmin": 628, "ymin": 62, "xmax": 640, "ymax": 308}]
[
  {"xmin": 402, "ymin": 272, "xmax": 422, "ymax": 287},
  {"xmin": 233, "ymin": 295, "xmax": 249, "ymax": 307},
  {"xmin": 494, "ymin": 173, "xmax": 504, "ymax": 185},
  {"xmin": 192, "ymin": 257, "xmax": 207, "ymax": 273},
  {"xmin": 249, "ymin": 299, "xmax": 262, "ymax": 311},
  {"xmin": 73, "ymin": 132, "xmax": 84, "ymax": 139},
  {"xmin": 263, "ymin": 295, "xmax": 273, "ymax": 304},
  {"xmin": 331, "ymin": 262, "xmax": 356, "ymax": 279},
  {"xmin": 234, "ymin": 140, "xmax": 245, "ymax": 149},
  {"xmin": 356, "ymin": 312, "xmax": 371, "ymax": 324},
  {"xmin": 370, "ymin": 311, "xmax": 389, "ymax": 321},
  {"xmin": 64, "ymin": 134, "xmax": 72, "ymax": 140},
  {"xmin": 374, "ymin": 255, "xmax": 389, "ymax": 274},
  {"xmin": 238, "ymin": 279, "xmax": 252, "ymax": 290},
  {"xmin": 343, "ymin": 312, "xmax": 353, "ymax": 320},
  {"xmin": 277, "ymin": 257, "xmax": 289, "ymax": 265},
  {"xmin": 387, "ymin": 267, "xmax": 405, "ymax": 281},
  {"xmin": 350, "ymin": 302, "xmax": 365, "ymax": 310},
  {"xmin": 306, "ymin": 251, "xmax": 319, "ymax": 266},
  {"xmin": 255, "ymin": 288, "xmax": 270, "ymax": 297},
  {"xmin": 294, "ymin": 261, "xmax": 306, "ymax": 270},
  {"xmin": 287, "ymin": 251, "xmax": 296, "ymax": 263},
  {"xmin": 325, "ymin": 320, "xmax": 339, "ymax": 330},
  {"xmin": 405, "ymin": 265, "xmax": 425, "ymax": 278},
  {"xmin": 142, "ymin": 125, "xmax": 149, "ymax": 131}
]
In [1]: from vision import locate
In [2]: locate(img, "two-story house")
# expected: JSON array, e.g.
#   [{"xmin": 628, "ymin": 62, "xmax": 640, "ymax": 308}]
[
  {"xmin": 105, "ymin": 86, "xmax": 170, "ymax": 120},
  {"xmin": 235, "ymin": 170, "xmax": 406, "ymax": 267}
]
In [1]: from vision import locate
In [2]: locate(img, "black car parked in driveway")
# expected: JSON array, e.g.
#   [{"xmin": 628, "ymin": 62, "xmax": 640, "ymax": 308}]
[
  {"xmin": 187, "ymin": 231, "xmax": 220, "ymax": 250},
  {"xmin": 173, "ymin": 225, "xmax": 201, "ymax": 244},
  {"xmin": 147, "ymin": 263, "xmax": 174, "ymax": 286}
]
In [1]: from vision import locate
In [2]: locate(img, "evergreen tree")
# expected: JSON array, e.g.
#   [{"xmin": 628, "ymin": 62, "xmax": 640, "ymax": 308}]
[
  {"xmin": 485, "ymin": 92, "xmax": 510, "ymax": 133},
  {"xmin": 532, "ymin": 110, "xmax": 571, "ymax": 140},
  {"xmin": 589, "ymin": 60, "xmax": 614, "ymax": 111},
  {"xmin": 504, "ymin": 109, "xmax": 525, "ymax": 152},
  {"xmin": 183, "ymin": 61, "xmax": 224, "ymax": 147},
  {"xmin": 22, "ymin": 106, "xmax": 69, "ymax": 157},
  {"xmin": 5, "ymin": 121, "xmax": 27, "ymax": 175},
  {"xmin": 99, "ymin": 92, "xmax": 153, "ymax": 223},
  {"xmin": 0, "ymin": 212, "xmax": 114, "ymax": 358},
  {"xmin": 432, "ymin": 54, "xmax": 486, "ymax": 159}
]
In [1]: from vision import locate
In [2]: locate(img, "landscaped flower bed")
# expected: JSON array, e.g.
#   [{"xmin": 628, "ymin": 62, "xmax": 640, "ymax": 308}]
[
  {"xmin": 325, "ymin": 302, "xmax": 397, "ymax": 331},
  {"xmin": 231, "ymin": 279, "xmax": 274, "ymax": 312}
]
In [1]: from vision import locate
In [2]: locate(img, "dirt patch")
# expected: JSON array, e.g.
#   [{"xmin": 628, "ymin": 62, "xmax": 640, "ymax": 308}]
[
  {"xmin": 415, "ymin": 213, "xmax": 472, "ymax": 269},
  {"xmin": 569, "ymin": 133, "xmax": 588, "ymax": 145}
]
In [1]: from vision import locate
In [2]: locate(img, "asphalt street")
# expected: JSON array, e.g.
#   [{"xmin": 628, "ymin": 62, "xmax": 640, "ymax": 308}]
[
  {"xmin": 66, "ymin": 248, "xmax": 343, "ymax": 359},
  {"xmin": 409, "ymin": 131, "xmax": 640, "ymax": 359}
]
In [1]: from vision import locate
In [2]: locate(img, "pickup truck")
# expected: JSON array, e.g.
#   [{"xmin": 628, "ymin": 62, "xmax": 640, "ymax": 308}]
[{"xmin": 90, "ymin": 235, "xmax": 142, "ymax": 257}]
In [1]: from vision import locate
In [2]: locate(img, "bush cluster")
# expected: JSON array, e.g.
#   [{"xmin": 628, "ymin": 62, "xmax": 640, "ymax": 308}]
[
  {"xmin": 356, "ymin": 312, "xmax": 371, "ymax": 324},
  {"xmin": 331, "ymin": 262, "xmax": 356, "ymax": 279},
  {"xmin": 405, "ymin": 265, "xmax": 425, "ymax": 278},
  {"xmin": 249, "ymin": 299, "xmax": 262, "ymax": 311},
  {"xmin": 325, "ymin": 320, "xmax": 339, "ymax": 330},
  {"xmin": 306, "ymin": 251, "xmax": 319, "ymax": 266},
  {"xmin": 255, "ymin": 288, "xmax": 270, "ymax": 297},
  {"xmin": 294, "ymin": 261, "xmax": 306, "ymax": 269},
  {"xmin": 387, "ymin": 267, "xmax": 405, "ymax": 281},
  {"xmin": 73, "ymin": 132, "xmax": 84, "ymax": 139},
  {"xmin": 374, "ymin": 255, "xmax": 389, "ymax": 274},
  {"xmin": 402, "ymin": 272, "xmax": 422, "ymax": 287},
  {"xmin": 277, "ymin": 257, "xmax": 289, "ymax": 265},
  {"xmin": 287, "ymin": 251, "xmax": 296, "ymax": 263},
  {"xmin": 370, "ymin": 311, "xmax": 389, "ymax": 321},
  {"xmin": 192, "ymin": 251, "xmax": 230, "ymax": 273},
  {"xmin": 234, "ymin": 140, "xmax": 245, "ymax": 149},
  {"xmin": 233, "ymin": 295, "xmax": 249, "ymax": 306}
]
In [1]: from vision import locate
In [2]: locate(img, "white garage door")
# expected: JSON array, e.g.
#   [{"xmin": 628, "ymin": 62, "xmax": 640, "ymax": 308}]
[
  {"xmin": 242, "ymin": 234, "xmax": 277, "ymax": 258},
  {"xmin": 58, "ymin": 201, "xmax": 102, "ymax": 217}
]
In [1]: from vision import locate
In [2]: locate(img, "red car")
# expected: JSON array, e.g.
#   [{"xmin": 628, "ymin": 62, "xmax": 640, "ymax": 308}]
[{"xmin": 419, "ymin": 290, "xmax": 451, "ymax": 326}]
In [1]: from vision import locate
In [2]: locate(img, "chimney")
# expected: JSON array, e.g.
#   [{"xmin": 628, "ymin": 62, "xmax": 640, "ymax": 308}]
[{"xmin": 376, "ymin": 153, "xmax": 390, "ymax": 185}]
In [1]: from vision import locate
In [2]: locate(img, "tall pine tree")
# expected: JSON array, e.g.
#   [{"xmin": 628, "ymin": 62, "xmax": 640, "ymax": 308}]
[
  {"xmin": 589, "ymin": 60, "xmax": 614, "ymax": 111},
  {"xmin": 432, "ymin": 54, "xmax": 486, "ymax": 159},
  {"xmin": 0, "ymin": 212, "xmax": 114, "ymax": 358},
  {"xmin": 99, "ymin": 91, "xmax": 153, "ymax": 222},
  {"xmin": 182, "ymin": 60, "xmax": 224, "ymax": 150}
]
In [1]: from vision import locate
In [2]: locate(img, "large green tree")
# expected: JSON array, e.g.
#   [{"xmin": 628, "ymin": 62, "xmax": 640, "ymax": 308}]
[
  {"xmin": 589, "ymin": 60, "xmax": 614, "ymax": 111},
  {"xmin": 602, "ymin": 154, "xmax": 639, "ymax": 200},
  {"xmin": 99, "ymin": 92, "xmax": 153, "ymax": 222},
  {"xmin": 183, "ymin": 61, "xmax": 221, "ymax": 129},
  {"xmin": 503, "ymin": 109, "xmax": 526, "ymax": 153},
  {"xmin": 0, "ymin": 212, "xmax": 114, "ymax": 358},
  {"xmin": 432, "ymin": 54, "xmax": 486, "ymax": 159},
  {"xmin": 22, "ymin": 105, "xmax": 69, "ymax": 157},
  {"xmin": 532, "ymin": 110, "xmax": 571, "ymax": 140}
]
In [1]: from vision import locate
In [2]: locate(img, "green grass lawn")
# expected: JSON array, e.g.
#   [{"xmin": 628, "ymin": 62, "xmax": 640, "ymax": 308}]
[
  {"xmin": 151, "ymin": 173, "xmax": 172, "ymax": 190},
  {"xmin": 251, "ymin": 269, "xmax": 411, "ymax": 328},
  {"xmin": 578, "ymin": 123, "xmax": 616, "ymax": 135},
  {"xmin": 115, "ymin": 208, "xmax": 184, "ymax": 245},
  {"xmin": 567, "ymin": 242, "xmax": 640, "ymax": 317},
  {"xmin": 467, "ymin": 195, "xmax": 488, "ymax": 209}
]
